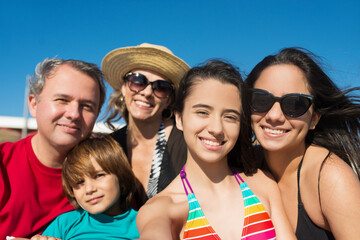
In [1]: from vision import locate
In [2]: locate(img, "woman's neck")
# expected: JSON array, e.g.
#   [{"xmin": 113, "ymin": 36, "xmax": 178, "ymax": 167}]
[
  {"xmin": 264, "ymin": 145, "xmax": 306, "ymax": 182},
  {"xmin": 185, "ymin": 155, "xmax": 233, "ymax": 187},
  {"xmin": 127, "ymin": 116, "xmax": 163, "ymax": 140}
]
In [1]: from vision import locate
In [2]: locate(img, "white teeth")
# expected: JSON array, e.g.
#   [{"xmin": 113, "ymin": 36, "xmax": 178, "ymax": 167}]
[
  {"xmin": 202, "ymin": 139, "xmax": 221, "ymax": 146},
  {"xmin": 263, "ymin": 127, "xmax": 285, "ymax": 135},
  {"xmin": 135, "ymin": 101, "xmax": 151, "ymax": 107}
]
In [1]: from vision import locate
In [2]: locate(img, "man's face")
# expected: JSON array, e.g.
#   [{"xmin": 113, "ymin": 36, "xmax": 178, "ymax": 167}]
[{"xmin": 29, "ymin": 64, "xmax": 101, "ymax": 152}]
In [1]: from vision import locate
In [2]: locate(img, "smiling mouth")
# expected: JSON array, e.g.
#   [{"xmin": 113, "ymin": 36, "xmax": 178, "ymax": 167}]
[
  {"xmin": 200, "ymin": 138, "xmax": 224, "ymax": 146},
  {"xmin": 58, "ymin": 124, "xmax": 80, "ymax": 131},
  {"xmin": 263, "ymin": 127, "xmax": 287, "ymax": 135},
  {"xmin": 135, "ymin": 100, "xmax": 152, "ymax": 107},
  {"xmin": 87, "ymin": 196, "xmax": 103, "ymax": 204}
]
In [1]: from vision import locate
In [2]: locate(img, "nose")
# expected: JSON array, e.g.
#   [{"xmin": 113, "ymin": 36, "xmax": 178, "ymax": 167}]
[
  {"xmin": 65, "ymin": 102, "xmax": 81, "ymax": 120},
  {"xmin": 84, "ymin": 179, "xmax": 97, "ymax": 194},
  {"xmin": 140, "ymin": 83, "xmax": 154, "ymax": 97},
  {"xmin": 265, "ymin": 102, "xmax": 286, "ymax": 122},
  {"xmin": 208, "ymin": 115, "xmax": 224, "ymax": 137}
]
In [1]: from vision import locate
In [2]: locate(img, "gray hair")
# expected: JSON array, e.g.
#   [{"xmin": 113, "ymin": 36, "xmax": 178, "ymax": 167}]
[{"xmin": 29, "ymin": 58, "xmax": 106, "ymax": 113}]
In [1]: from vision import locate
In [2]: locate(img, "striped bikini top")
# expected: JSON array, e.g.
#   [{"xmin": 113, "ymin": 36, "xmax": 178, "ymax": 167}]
[{"xmin": 180, "ymin": 167, "xmax": 276, "ymax": 240}]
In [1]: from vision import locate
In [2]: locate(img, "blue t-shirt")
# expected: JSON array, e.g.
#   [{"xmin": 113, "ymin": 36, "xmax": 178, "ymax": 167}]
[{"xmin": 43, "ymin": 208, "xmax": 139, "ymax": 240}]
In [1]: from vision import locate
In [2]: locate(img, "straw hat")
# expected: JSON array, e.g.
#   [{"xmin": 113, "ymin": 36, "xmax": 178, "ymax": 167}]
[{"xmin": 101, "ymin": 43, "xmax": 190, "ymax": 91}]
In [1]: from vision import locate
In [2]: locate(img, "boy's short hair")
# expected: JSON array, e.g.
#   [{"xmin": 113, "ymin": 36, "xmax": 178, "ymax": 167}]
[{"xmin": 62, "ymin": 134, "xmax": 136, "ymax": 212}]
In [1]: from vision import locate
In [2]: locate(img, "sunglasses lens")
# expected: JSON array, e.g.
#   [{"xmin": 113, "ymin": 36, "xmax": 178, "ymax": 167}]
[
  {"xmin": 251, "ymin": 91, "xmax": 275, "ymax": 112},
  {"xmin": 127, "ymin": 74, "xmax": 148, "ymax": 91},
  {"xmin": 152, "ymin": 81, "xmax": 173, "ymax": 98},
  {"xmin": 251, "ymin": 89, "xmax": 313, "ymax": 117},
  {"xmin": 282, "ymin": 95, "xmax": 312, "ymax": 117}
]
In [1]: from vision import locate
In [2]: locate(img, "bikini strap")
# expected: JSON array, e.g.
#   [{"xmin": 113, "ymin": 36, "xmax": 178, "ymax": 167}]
[
  {"xmin": 231, "ymin": 168, "xmax": 245, "ymax": 184},
  {"xmin": 180, "ymin": 165, "xmax": 194, "ymax": 195},
  {"xmin": 297, "ymin": 148, "xmax": 307, "ymax": 203},
  {"xmin": 318, "ymin": 151, "xmax": 331, "ymax": 210},
  {"xmin": 181, "ymin": 166, "xmax": 245, "ymax": 195}
]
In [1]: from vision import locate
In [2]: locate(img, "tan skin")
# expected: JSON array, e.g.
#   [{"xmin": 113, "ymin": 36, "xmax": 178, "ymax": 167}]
[
  {"xmin": 138, "ymin": 169, "xmax": 295, "ymax": 240},
  {"xmin": 121, "ymin": 69, "xmax": 173, "ymax": 191},
  {"xmin": 13, "ymin": 69, "xmax": 169, "ymax": 240},
  {"xmin": 28, "ymin": 64, "xmax": 100, "ymax": 168},
  {"xmin": 126, "ymin": 119, "xmax": 173, "ymax": 190},
  {"xmin": 252, "ymin": 64, "xmax": 360, "ymax": 239},
  {"xmin": 11, "ymin": 64, "xmax": 101, "ymax": 240},
  {"xmin": 137, "ymin": 79, "xmax": 296, "ymax": 239}
]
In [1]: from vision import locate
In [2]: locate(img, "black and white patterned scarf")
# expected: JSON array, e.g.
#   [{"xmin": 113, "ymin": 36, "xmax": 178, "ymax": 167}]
[{"xmin": 146, "ymin": 122, "xmax": 167, "ymax": 198}]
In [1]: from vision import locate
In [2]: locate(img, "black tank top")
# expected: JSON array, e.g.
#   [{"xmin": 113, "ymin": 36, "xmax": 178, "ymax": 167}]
[{"xmin": 295, "ymin": 154, "xmax": 335, "ymax": 240}]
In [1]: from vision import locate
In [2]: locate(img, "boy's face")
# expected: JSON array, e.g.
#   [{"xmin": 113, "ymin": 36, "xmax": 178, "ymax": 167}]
[
  {"xmin": 29, "ymin": 64, "xmax": 100, "ymax": 152},
  {"xmin": 72, "ymin": 158, "xmax": 121, "ymax": 216}
]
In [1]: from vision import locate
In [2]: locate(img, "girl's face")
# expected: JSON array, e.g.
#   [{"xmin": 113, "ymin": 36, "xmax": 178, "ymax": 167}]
[
  {"xmin": 175, "ymin": 78, "xmax": 241, "ymax": 164},
  {"xmin": 251, "ymin": 64, "xmax": 320, "ymax": 154},
  {"xmin": 73, "ymin": 158, "xmax": 121, "ymax": 216},
  {"xmin": 121, "ymin": 69, "xmax": 172, "ymax": 123}
]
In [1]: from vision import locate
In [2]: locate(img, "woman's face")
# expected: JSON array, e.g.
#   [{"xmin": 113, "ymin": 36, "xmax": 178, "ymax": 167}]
[
  {"xmin": 121, "ymin": 69, "xmax": 172, "ymax": 123},
  {"xmin": 175, "ymin": 78, "xmax": 241, "ymax": 164},
  {"xmin": 251, "ymin": 64, "xmax": 320, "ymax": 153}
]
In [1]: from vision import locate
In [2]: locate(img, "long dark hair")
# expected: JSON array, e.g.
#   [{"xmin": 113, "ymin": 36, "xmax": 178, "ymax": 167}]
[
  {"xmin": 175, "ymin": 59, "xmax": 257, "ymax": 174},
  {"xmin": 245, "ymin": 47, "xmax": 360, "ymax": 178}
]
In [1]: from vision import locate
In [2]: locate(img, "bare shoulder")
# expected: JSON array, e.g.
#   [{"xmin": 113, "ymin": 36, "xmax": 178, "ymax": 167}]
[
  {"xmin": 301, "ymin": 145, "xmax": 349, "ymax": 195},
  {"xmin": 137, "ymin": 177, "xmax": 188, "ymax": 239},
  {"xmin": 311, "ymin": 147, "xmax": 360, "ymax": 238},
  {"xmin": 301, "ymin": 145, "xmax": 360, "ymax": 204},
  {"xmin": 306, "ymin": 145, "xmax": 359, "ymax": 190},
  {"xmin": 317, "ymin": 151, "xmax": 360, "ymax": 203},
  {"xmin": 139, "ymin": 185, "xmax": 186, "ymax": 215},
  {"xmin": 137, "ymin": 192, "xmax": 175, "ymax": 228}
]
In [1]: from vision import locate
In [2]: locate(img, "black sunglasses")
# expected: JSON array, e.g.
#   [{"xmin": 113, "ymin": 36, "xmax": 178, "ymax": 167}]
[
  {"xmin": 124, "ymin": 72, "xmax": 174, "ymax": 98},
  {"xmin": 250, "ymin": 88, "xmax": 314, "ymax": 117}
]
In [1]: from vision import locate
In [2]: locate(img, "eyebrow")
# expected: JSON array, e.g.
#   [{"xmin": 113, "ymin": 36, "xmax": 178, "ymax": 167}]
[
  {"xmin": 192, "ymin": 104, "xmax": 241, "ymax": 116},
  {"xmin": 192, "ymin": 103, "xmax": 212, "ymax": 109},
  {"xmin": 53, "ymin": 93, "xmax": 97, "ymax": 107}
]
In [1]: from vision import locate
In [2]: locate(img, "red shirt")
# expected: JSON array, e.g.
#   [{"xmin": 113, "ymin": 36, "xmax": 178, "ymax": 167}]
[{"xmin": 0, "ymin": 135, "xmax": 74, "ymax": 239}]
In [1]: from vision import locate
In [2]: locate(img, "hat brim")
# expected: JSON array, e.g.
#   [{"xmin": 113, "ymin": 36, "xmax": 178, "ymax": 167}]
[{"xmin": 102, "ymin": 46, "xmax": 190, "ymax": 91}]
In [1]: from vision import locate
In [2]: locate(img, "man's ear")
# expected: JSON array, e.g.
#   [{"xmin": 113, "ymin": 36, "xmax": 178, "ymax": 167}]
[
  {"xmin": 310, "ymin": 112, "xmax": 321, "ymax": 130},
  {"xmin": 28, "ymin": 94, "xmax": 38, "ymax": 118},
  {"xmin": 175, "ymin": 111, "xmax": 183, "ymax": 131}
]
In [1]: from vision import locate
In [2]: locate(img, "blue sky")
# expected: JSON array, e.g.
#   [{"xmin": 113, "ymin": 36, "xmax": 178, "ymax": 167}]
[{"xmin": 1, "ymin": 0, "xmax": 359, "ymax": 122}]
